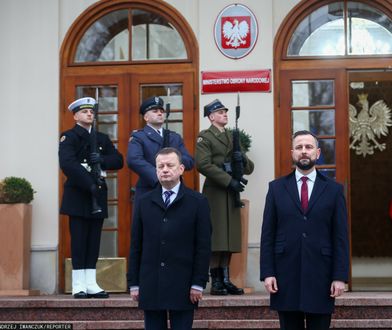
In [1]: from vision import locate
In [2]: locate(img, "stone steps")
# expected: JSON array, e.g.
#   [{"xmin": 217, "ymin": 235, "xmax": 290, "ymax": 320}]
[{"xmin": 1, "ymin": 293, "xmax": 392, "ymax": 329}]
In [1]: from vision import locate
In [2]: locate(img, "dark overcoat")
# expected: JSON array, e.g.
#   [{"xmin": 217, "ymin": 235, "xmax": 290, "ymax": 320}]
[
  {"xmin": 260, "ymin": 170, "xmax": 349, "ymax": 314},
  {"xmin": 59, "ymin": 124, "xmax": 123, "ymax": 219},
  {"xmin": 195, "ymin": 125, "xmax": 254, "ymax": 252},
  {"xmin": 127, "ymin": 183, "xmax": 211, "ymax": 311},
  {"xmin": 126, "ymin": 125, "xmax": 194, "ymax": 203}
]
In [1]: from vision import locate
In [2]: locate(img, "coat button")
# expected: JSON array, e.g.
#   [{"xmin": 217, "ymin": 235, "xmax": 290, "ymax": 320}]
[
  {"xmin": 160, "ymin": 262, "xmax": 165, "ymax": 267},
  {"xmin": 303, "ymin": 216, "xmax": 307, "ymax": 220},
  {"xmin": 163, "ymin": 218, "xmax": 168, "ymax": 223},
  {"xmin": 302, "ymin": 233, "xmax": 307, "ymax": 238}
]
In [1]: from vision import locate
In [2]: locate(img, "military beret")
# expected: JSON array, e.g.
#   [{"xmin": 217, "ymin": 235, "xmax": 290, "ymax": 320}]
[
  {"xmin": 204, "ymin": 99, "xmax": 228, "ymax": 117},
  {"xmin": 68, "ymin": 97, "xmax": 96, "ymax": 113},
  {"xmin": 140, "ymin": 96, "xmax": 164, "ymax": 115}
]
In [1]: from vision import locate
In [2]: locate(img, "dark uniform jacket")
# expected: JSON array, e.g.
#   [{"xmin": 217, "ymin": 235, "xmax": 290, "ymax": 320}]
[
  {"xmin": 260, "ymin": 170, "xmax": 349, "ymax": 314},
  {"xmin": 126, "ymin": 125, "xmax": 194, "ymax": 203},
  {"xmin": 195, "ymin": 125, "xmax": 254, "ymax": 252},
  {"xmin": 127, "ymin": 183, "xmax": 211, "ymax": 311},
  {"xmin": 59, "ymin": 124, "xmax": 123, "ymax": 219}
]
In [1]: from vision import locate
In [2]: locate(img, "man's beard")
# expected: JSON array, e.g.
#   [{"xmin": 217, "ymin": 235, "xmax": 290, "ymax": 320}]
[{"xmin": 295, "ymin": 157, "xmax": 316, "ymax": 171}]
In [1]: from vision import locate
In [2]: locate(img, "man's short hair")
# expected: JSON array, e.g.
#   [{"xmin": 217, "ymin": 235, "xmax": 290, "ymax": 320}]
[
  {"xmin": 155, "ymin": 147, "xmax": 183, "ymax": 164},
  {"xmin": 292, "ymin": 130, "xmax": 319, "ymax": 147}
]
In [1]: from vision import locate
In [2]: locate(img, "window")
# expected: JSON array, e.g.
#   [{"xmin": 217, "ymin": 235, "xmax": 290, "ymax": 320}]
[
  {"xmin": 288, "ymin": 1, "xmax": 392, "ymax": 56},
  {"xmin": 75, "ymin": 8, "xmax": 187, "ymax": 63}
]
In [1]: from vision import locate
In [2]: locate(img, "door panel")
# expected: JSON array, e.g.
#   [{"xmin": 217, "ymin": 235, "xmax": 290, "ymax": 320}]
[
  {"xmin": 349, "ymin": 71, "xmax": 392, "ymax": 290},
  {"xmin": 278, "ymin": 69, "xmax": 348, "ymax": 182}
]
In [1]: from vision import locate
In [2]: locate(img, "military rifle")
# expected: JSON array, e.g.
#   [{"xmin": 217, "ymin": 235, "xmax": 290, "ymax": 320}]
[
  {"xmin": 89, "ymin": 88, "xmax": 104, "ymax": 214},
  {"xmin": 163, "ymin": 87, "xmax": 171, "ymax": 148},
  {"xmin": 231, "ymin": 92, "xmax": 248, "ymax": 208}
]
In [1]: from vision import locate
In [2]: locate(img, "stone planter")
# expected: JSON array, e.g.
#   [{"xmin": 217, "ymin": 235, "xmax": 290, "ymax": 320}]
[{"xmin": 0, "ymin": 203, "xmax": 39, "ymax": 295}]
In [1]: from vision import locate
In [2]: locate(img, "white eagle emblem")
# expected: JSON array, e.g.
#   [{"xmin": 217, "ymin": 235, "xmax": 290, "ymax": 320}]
[
  {"xmin": 349, "ymin": 93, "xmax": 392, "ymax": 157},
  {"xmin": 222, "ymin": 19, "xmax": 249, "ymax": 48}
]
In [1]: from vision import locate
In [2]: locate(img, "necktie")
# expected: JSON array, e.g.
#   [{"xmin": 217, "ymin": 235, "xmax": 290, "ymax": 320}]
[
  {"xmin": 300, "ymin": 176, "xmax": 309, "ymax": 212},
  {"xmin": 163, "ymin": 190, "xmax": 174, "ymax": 208},
  {"xmin": 157, "ymin": 129, "xmax": 161, "ymax": 136}
]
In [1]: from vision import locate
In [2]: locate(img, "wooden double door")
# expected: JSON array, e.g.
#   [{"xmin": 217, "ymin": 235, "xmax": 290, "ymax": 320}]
[
  {"xmin": 278, "ymin": 68, "xmax": 392, "ymax": 289},
  {"xmin": 59, "ymin": 71, "xmax": 197, "ymax": 290}
]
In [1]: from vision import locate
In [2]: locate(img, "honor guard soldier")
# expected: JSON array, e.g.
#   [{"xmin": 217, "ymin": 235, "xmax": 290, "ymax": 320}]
[
  {"xmin": 59, "ymin": 97, "xmax": 123, "ymax": 299},
  {"xmin": 127, "ymin": 96, "xmax": 194, "ymax": 205},
  {"xmin": 195, "ymin": 99, "xmax": 254, "ymax": 295}
]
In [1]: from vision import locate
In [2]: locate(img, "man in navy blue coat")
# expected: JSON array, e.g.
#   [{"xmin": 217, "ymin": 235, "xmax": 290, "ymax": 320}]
[
  {"xmin": 260, "ymin": 130, "xmax": 349, "ymax": 330},
  {"xmin": 127, "ymin": 96, "xmax": 194, "ymax": 205},
  {"xmin": 59, "ymin": 97, "xmax": 123, "ymax": 299},
  {"xmin": 127, "ymin": 147, "xmax": 211, "ymax": 330}
]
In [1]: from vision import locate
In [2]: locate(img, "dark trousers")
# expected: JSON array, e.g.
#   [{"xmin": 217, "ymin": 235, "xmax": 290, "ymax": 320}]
[
  {"xmin": 144, "ymin": 310, "xmax": 194, "ymax": 330},
  {"xmin": 69, "ymin": 216, "xmax": 104, "ymax": 269},
  {"xmin": 278, "ymin": 311, "xmax": 331, "ymax": 330}
]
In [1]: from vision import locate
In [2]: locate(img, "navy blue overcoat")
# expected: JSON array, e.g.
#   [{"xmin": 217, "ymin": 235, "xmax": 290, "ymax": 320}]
[
  {"xmin": 260, "ymin": 170, "xmax": 349, "ymax": 314},
  {"xmin": 126, "ymin": 125, "xmax": 194, "ymax": 203},
  {"xmin": 127, "ymin": 183, "xmax": 211, "ymax": 311}
]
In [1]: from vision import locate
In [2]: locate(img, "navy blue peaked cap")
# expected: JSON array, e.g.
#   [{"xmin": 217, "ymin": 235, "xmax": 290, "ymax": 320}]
[
  {"xmin": 204, "ymin": 99, "xmax": 228, "ymax": 117},
  {"xmin": 140, "ymin": 96, "xmax": 164, "ymax": 115}
]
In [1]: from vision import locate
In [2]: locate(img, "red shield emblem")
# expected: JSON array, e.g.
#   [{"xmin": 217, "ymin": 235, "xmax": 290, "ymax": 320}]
[{"xmin": 221, "ymin": 16, "xmax": 251, "ymax": 49}]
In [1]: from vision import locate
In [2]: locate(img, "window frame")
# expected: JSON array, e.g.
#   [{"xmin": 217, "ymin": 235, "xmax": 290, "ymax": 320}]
[
  {"xmin": 64, "ymin": 1, "xmax": 194, "ymax": 67},
  {"xmin": 281, "ymin": 0, "xmax": 392, "ymax": 60}
]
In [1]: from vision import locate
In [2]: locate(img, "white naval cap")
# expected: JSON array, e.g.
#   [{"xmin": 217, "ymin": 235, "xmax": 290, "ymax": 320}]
[{"xmin": 68, "ymin": 97, "xmax": 96, "ymax": 113}]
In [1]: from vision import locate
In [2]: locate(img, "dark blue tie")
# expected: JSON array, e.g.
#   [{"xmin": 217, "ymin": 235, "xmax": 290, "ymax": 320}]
[{"xmin": 164, "ymin": 190, "xmax": 174, "ymax": 208}]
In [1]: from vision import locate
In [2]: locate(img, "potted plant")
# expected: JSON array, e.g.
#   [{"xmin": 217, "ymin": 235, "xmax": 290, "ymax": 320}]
[{"xmin": 0, "ymin": 176, "xmax": 38, "ymax": 295}]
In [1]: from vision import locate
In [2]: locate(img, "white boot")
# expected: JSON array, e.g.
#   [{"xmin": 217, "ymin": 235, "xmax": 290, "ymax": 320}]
[
  {"xmin": 72, "ymin": 269, "xmax": 86, "ymax": 296},
  {"xmin": 85, "ymin": 268, "xmax": 108, "ymax": 297}
]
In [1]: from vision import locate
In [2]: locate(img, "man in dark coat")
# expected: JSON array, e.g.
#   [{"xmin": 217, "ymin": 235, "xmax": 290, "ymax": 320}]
[
  {"xmin": 195, "ymin": 99, "xmax": 254, "ymax": 295},
  {"xmin": 260, "ymin": 130, "xmax": 349, "ymax": 330},
  {"xmin": 126, "ymin": 96, "xmax": 193, "ymax": 205},
  {"xmin": 59, "ymin": 97, "xmax": 123, "ymax": 299},
  {"xmin": 127, "ymin": 147, "xmax": 211, "ymax": 330}
]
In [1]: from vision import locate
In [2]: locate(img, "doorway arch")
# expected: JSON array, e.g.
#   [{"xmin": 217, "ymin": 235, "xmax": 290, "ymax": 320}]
[
  {"xmin": 274, "ymin": 0, "xmax": 392, "ymax": 290},
  {"xmin": 59, "ymin": 0, "xmax": 199, "ymax": 292}
]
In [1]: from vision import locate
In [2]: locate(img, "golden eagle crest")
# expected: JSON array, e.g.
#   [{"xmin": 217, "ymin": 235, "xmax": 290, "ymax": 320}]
[{"xmin": 349, "ymin": 93, "xmax": 392, "ymax": 157}]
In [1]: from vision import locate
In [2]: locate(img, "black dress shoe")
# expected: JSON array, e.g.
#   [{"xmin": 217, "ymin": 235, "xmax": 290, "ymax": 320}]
[
  {"xmin": 223, "ymin": 281, "xmax": 244, "ymax": 295},
  {"xmin": 73, "ymin": 291, "xmax": 88, "ymax": 299},
  {"xmin": 87, "ymin": 291, "xmax": 109, "ymax": 298}
]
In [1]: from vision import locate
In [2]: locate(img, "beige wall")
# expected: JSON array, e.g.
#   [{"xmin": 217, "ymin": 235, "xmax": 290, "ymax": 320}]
[{"xmin": 0, "ymin": 0, "xmax": 300, "ymax": 293}]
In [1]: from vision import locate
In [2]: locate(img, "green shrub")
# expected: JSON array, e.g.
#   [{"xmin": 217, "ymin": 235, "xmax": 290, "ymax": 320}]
[
  {"xmin": 226, "ymin": 128, "xmax": 252, "ymax": 153},
  {"xmin": 0, "ymin": 177, "xmax": 35, "ymax": 204}
]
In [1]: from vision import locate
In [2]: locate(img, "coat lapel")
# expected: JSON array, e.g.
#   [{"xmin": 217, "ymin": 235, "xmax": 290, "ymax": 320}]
[
  {"xmin": 284, "ymin": 171, "xmax": 302, "ymax": 212},
  {"xmin": 151, "ymin": 185, "xmax": 166, "ymax": 210},
  {"xmin": 208, "ymin": 125, "xmax": 230, "ymax": 148},
  {"xmin": 144, "ymin": 125, "xmax": 162, "ymax": 145},
  {"xmin": 307, "ymin": 171, "xmax": 328, "ymax": 213},
  {"xmin": 170, "ymin": 183, "xmax": 185, "ymax": 208}
]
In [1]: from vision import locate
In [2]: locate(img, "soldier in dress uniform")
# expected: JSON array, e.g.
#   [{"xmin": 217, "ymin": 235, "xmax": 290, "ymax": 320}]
[
  {"xmin": 59, "ymin": 97, "xmax": 123, "ymax": 299},
  {"xmin": 127, "ymin": 96, "xmax": 194, "ymax": 205},
  {"xmin": 195, "ymin": 99, "xmax": 254, "ymax": 295}
]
